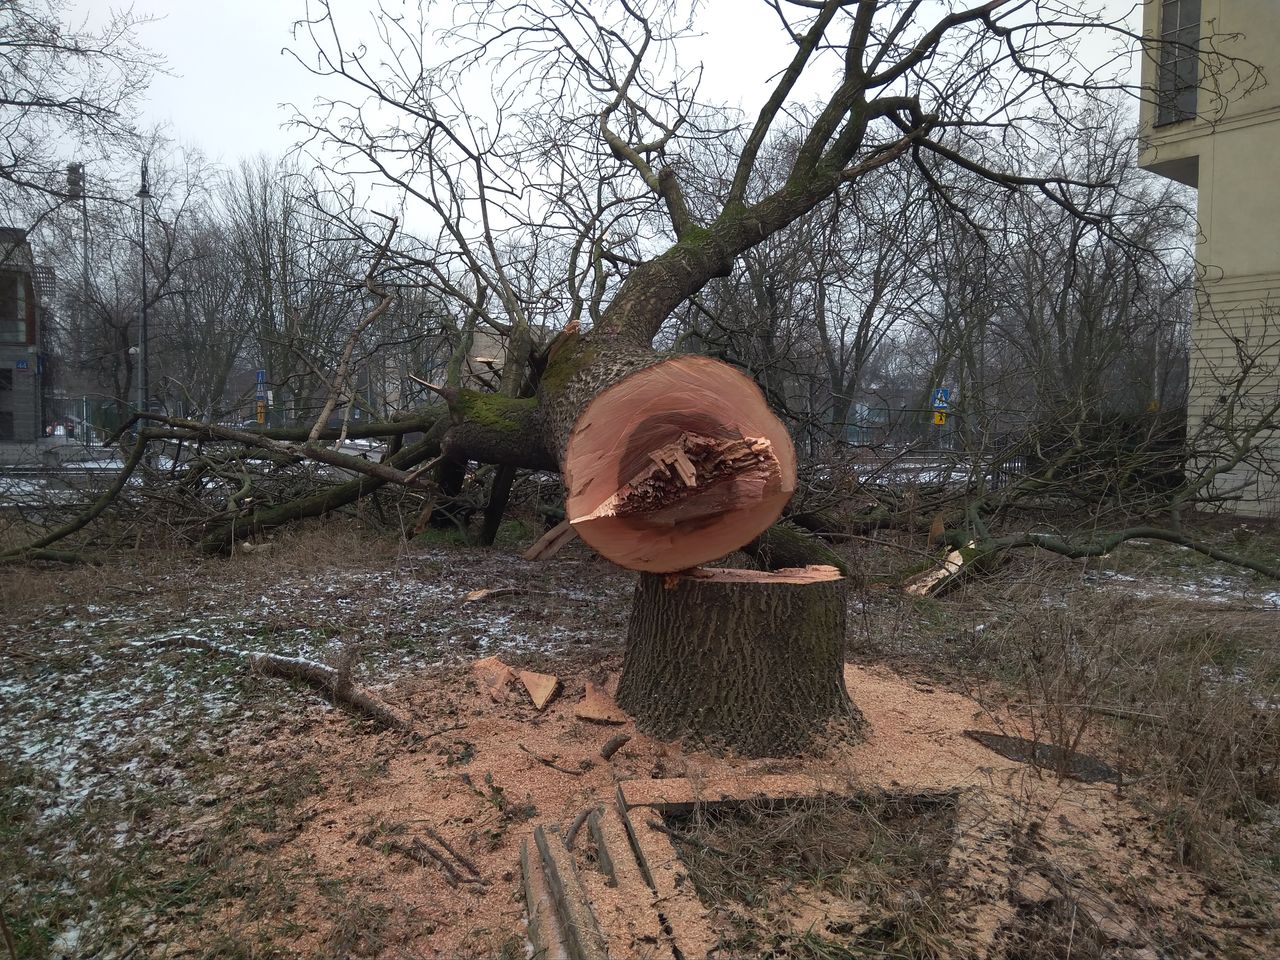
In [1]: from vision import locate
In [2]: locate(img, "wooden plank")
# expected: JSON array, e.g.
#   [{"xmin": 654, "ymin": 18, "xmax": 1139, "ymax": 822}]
[
  {"xmin": 521, "ymin": 838, "xmax": 570, "ymax": 960},
  {"xmin": 534, "ymin": 825, "xmax": 609, "ymax": 960},
  {"xmin": 586, "ymin": 805, "xmax": 670, "ymax": 960},
  {"xmin": 622, "ymin": 802, "xmax": 718, "ymax": 958},
  {"xmin": 613, "ymin": 784, "xmax": 655, "ymax": 891},
  {"xmin": 585, "ymin": 809, "xmax": 616, "ymax": 886}
]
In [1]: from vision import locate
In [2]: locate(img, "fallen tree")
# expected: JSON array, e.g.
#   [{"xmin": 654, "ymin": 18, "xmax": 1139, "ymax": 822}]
[{"xmin": 13, "ymin": 2, "xmax": 1267, "ymax": 755}]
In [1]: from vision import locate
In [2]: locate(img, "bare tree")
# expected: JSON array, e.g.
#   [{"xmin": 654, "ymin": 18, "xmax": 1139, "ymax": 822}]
[
  {"xmin": 12, "ymin": 1, "xmax": 1269, "ymax": 751},
  {"xmin": 0, "ymin": 0, "xmax": 159, "ymax": 227}
]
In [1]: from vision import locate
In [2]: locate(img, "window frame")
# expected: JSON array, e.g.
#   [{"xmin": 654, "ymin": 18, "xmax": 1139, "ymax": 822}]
[{"xmin": 1156, "ymin": 0, "xmax": 1201, "ymax": 126}]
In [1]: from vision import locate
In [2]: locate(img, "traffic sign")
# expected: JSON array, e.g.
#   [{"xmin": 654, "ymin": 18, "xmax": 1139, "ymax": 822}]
[
  {"xmin": 931, "ymin": 387, "xmax": 950, "ymax": 409},
  {"xmin": 932, "ymin": 411, "xmax": 947, "ymax": 426},
  {"xmin": 255, "ymin": 369, "xmax": 266, "ymax": 383}
]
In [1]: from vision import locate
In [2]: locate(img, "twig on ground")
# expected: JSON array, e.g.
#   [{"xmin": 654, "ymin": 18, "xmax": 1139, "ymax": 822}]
[
  {"xmin": 518, "ymin": 742, "xmax": 587, "ymax": 776},
  {"xmin": 565, "ymin": 807, "xmax": 595, "ymax": 849},
  {"xmin": 421, "ymin": 722, "xmax": 468, "ymax": 741},
  {"xmin": 423, "ymin": 826, "xmax": 483, "ymax": 881},
  {"xmin": 147, "ymin": 636, "xmax": 412, "ymax": 733},
  {"xmin": 365, "ymin": 830, "xmax": 485, "ymax": 889},
  {"xmin": 600, "ymin": 733, "xmax": 631, "ymax": 760}
]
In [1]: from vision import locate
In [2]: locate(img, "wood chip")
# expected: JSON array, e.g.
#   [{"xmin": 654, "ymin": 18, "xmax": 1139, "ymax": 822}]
[
  {"xmin": 574, "ymin": 682, "xmax": 628, "ymax": 725},
  {"xmin": 471, "ymin": 656, "xmax": 516, "ymax": 702},
  {"xmin": 519, "ymin": 670, "xmax": 561, "ymax": 710}
]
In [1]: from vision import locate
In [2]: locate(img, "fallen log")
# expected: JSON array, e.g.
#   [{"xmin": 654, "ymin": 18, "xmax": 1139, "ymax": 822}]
[{"xmin": 553, "ymin": 351, "xmax": 796, "ymax": 573}]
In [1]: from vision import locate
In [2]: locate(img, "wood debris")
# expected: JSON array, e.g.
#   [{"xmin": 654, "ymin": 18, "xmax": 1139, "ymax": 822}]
[
  {"xmin": 903, "ymin": 543, "xmax": 971, "ymax": 597},
  {"xmin": 520, "ymin": 669, "xmax": 561, "ymax": 710},
  {"xmin": 150, "ymin": 636, "xmax": 412, "ymax": 732},
  {"xmin": 573, "ymin": 682, "xmax": 628, "ymax": 725},
  {"xmin": 360, "ymin": 829, "xmax": 484, "ymax": 889},
  {"xmin": 464, "ymin": 586, "xmax": 524, "ymax": 603},
  {"xmin": 471, "ymin": 655, "xmax": 517, "ymax": 701},
  {"xmin": 572, "ymin": 432, "xmax": 780, "ymax": 525},
  {"xmin": 599, "ymin": 733, "xmax": 631, "ymax": 760},
  {"xmin": 523, "ymin": 519, "xmax": 579, "ymax": 561}
]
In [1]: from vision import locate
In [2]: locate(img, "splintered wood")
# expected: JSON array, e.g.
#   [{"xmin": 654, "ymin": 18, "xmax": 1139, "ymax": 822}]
[
  {"xmin": 573, "ymin": 433, "xmax": 780, "ymax": 526},
  {"xmin": 902, "ymin": 543, "xmax": 974, "ymax": 597}
]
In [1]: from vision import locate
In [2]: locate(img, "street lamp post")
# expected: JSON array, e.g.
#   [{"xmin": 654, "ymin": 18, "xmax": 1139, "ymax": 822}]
[{"xmin": 136, "ymin": 159, "xmax": 151, "ymax": 418}]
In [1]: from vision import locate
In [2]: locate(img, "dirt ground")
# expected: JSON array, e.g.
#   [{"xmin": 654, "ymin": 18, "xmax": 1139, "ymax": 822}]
[{"xmin": 2, "ymin": 521, "xmax": 1278, "ymax": 959}]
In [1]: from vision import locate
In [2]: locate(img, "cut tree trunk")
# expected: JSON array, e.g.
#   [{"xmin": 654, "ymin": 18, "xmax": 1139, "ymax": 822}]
[
  {"xmin": 553, "ymin": 350, "xmax": 797, "ymax": 572},
  {"xmin": 615, "ymin": 565, "xmax": 862, "ymax": 756}
]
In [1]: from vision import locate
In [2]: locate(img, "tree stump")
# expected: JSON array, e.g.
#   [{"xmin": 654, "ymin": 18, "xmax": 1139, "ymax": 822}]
[{"xmin": 616, "ymin": 565, "xmax": 863, "ymax": 757}]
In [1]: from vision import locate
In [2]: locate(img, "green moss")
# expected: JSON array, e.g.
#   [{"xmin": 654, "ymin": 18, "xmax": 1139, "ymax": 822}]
[
  {"xmin": 674, "ymin": 224, "xmax": 712, "ymax": 248},
  {"xmin": 454, "ymin": 391, "xmax": 538, "ymax": 433},
  {"xmin": 538, "ymin": 338, "xmax": 596, "ymax": 398}
]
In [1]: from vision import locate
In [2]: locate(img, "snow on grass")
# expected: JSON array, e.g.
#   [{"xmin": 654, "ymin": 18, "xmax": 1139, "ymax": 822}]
[
  {"xmin": 3, "ymin": 542, "xmax": 628, "ymax": 834},
  {"xmin": 1086, "ymin": 568, "xmax": 1280, "ymax": 608}
]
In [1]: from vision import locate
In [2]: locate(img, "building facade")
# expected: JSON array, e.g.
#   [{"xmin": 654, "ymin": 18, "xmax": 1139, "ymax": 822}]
[
  {"xmin": 1138, "ymin": 0, "xmax": 1280, "ymax": 515},
  {"xmin": 0, "ymin": 229, "xmax": 44, "ymax": 442}
]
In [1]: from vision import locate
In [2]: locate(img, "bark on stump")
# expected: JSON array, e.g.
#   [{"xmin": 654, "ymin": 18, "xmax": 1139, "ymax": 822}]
[{"xmin": 616, "ymin": 566, "xmax": 862, "ymax": 757}]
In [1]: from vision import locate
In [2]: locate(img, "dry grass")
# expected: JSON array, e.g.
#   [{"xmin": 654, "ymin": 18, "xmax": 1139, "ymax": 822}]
[
  {"xmin": 851, "ymin": 524, "xmax": 1280, "ymax": 924},
  {"xmin": 662, "ymin": 792, "xmax": 960, "ymax": 958},
  {"xmin": 3, "ymin": 518, "xmax": 1278, "ymax": 958}
]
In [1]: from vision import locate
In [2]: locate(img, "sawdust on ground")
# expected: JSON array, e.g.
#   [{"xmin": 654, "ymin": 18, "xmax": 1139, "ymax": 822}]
[{"xmin": 238, "ymin": 659, "xmax": 1276, "ymax": 958}]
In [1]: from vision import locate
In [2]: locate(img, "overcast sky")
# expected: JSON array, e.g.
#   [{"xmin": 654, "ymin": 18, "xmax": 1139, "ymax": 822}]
[{"xmin": 75, "ymin": 1, "xmax": 1142, "ymax": 166}]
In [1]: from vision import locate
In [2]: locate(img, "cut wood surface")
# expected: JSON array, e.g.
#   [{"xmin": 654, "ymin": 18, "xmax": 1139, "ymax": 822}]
[
  {"xmin": 519, "ymin": 669, "xmax": 561, "ymax": 710},
  {"xmin": 471, "ymin": 656, "xmax": 516, "ymax": 701},
  {"xmin": 682, "ymin": 564, "xmax": 843, "ymax": 585},
  {"xmin": 562, "ymin": 355, "xmax": 796, "ymax": 572},
  {"xmin": 903, "ymin": 541, "xmax": 985, "ymax": 597},
  {"xmin": 903, "ymin": 547, "xmax": 967, "ymax": 596},
  {"xmin": 619, "ymin": 774, "xmax": 853, "ymax": 813},
  {"xmin": 574, "ymin": 682, "xmax": 629, "ymax": 725}
]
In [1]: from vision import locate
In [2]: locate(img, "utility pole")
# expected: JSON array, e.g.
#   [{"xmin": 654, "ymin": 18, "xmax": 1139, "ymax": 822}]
[
  {"xmin": 67, "ymin": 164, "xmax": 90, "ymax": 305},
  {"xmin": 68, "ymin": 163, "xmax": 91, "ymax": 440},
  {"xmin": 136, "ymin": 159, "xmax": 151, "ymax": 418}
]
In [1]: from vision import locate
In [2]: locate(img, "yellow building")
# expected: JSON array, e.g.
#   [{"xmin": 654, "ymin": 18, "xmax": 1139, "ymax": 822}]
[{"xmin": 1138, "ymin": 0, "xmax": 1280, "ymax": 515}]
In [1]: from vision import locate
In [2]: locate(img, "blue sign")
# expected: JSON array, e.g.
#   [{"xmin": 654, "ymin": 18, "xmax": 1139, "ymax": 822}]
[
  {"xmin": 931, "ymin": 387, "xmax": 950, "ymax": 410},
  {"xmin": 15, "ymin": 359, "xmax": 28, "ymax": 370},
  {"xmin": 255, "ymin": 369, "xmax": 266, "ymax": 383}
]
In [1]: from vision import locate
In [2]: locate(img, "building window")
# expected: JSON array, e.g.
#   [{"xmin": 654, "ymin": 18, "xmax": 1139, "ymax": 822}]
[
  {"xmin": 0, "ymin": 369, "xmax": 12, "ymax": 392},
  {"xmin": 0, "ymin": 272, "xmax": 27, "ymax": 343},
  {"xmin": 1157, "ymin": 0, "xmax": 1200, "ymax": 125}
]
